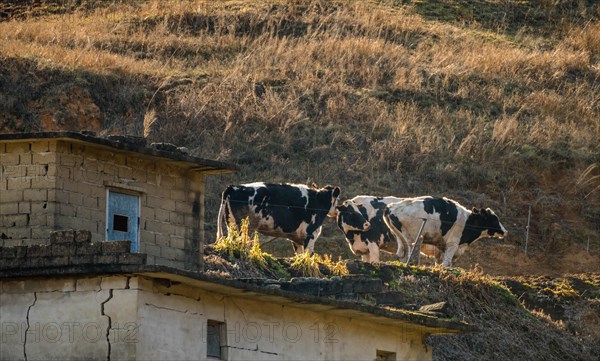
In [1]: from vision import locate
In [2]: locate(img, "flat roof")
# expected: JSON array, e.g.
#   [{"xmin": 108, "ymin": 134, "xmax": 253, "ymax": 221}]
[
  {"xmin": 0, "ymin": 131, "xmax": 238, "ymax": 174},
  {"xmin": 0, "ymin": 263, "xmax": 474, "ymax": 336}
]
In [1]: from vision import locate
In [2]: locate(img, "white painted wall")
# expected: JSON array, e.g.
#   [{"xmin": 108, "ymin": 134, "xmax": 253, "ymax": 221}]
[{"xmin": 0, "ymin": 275, "xmax": 432, "ymax": 361}]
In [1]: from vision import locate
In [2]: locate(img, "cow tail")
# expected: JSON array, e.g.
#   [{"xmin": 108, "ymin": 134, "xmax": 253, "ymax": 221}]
[
  {"xmin": 382, "ymin": 207, "xmax": 395, "ymax": 231},
  {"xmin": 216, "ymin": 187, "xmax": 231, "ymax": 241},
  {"xmin": 383, "ymin": 207, "xmax": 410, "ymax": 261}
]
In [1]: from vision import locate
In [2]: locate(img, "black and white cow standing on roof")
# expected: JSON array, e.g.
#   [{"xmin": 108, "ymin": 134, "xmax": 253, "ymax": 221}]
[
  {"xmin": 383, "ymin": 196, "xmax": 507, "ymax": 267},
  {"xmin": 335, "ymin": 196, "xmax": 409, "ymax": 263},
  {"xmin": 216, "ymin": 182, "xmax": 341, "ymax": 254}
]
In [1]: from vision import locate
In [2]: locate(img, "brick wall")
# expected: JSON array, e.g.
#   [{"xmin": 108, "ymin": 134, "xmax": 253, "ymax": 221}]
[
  {"xmin": 1, "ymin": 138, "xmax": 206, "ymax": 271},
  {"xmin": 0, "ymin": 229, "xmax": 146, "ymax": 271},
  {"xmin": 0, "ymin": 140, "xmax": 58, "ymax": 246}
]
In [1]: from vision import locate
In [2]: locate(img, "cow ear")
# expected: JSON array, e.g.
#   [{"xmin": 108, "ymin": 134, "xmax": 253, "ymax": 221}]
[
  {"xmin": 311, "ymin": 182, "xmax": 318, "ymax": 189},
  {"xmin": 480, "ymin": 208, "xmax": 488, "ymax": 215},
  {"xmin": 471, "ymin": 207, "xmax": 478, "ymax": 214},
  {"xmin": 333, "ymin": 187, "xmax": 341, "ymax": 198}
]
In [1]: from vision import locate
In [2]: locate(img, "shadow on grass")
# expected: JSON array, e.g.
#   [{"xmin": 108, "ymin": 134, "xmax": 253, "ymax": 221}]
[
  {"xmin": 405, "ymin": 0, "xmax": 599, "ymax": 37},
  {"xmin": 0, "ymin": 56, "xmax": 151, "ymax": 133}
]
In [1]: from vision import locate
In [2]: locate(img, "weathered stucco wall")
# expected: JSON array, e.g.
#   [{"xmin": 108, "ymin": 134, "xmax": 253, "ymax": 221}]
[
  {"xmin": 0, "ymin": 275, "xmax": 432, "ymax": 361},
  {"xmin": 0, "ymin": 277, "xmax": 112, "ymax": 361},
  {"xmin": 0, "ymin": 138, "xmax": 206, "ymax": 270}
]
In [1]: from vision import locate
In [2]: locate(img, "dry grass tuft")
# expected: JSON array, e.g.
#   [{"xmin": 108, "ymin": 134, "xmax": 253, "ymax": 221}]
[
  {"xmin": 289, "ymin": 252, "xmax": 348, "ymax": 278},
  {"xmin": 214, "ymin": 218, "xmax": 263, "ymax": 267},
  {"xmin": 290, "ymin": 252, "xmax": 323, "ymax": 278},
  {"xmin": 213, "ymin": 217, "xmax": 290, "ymax": 278}
]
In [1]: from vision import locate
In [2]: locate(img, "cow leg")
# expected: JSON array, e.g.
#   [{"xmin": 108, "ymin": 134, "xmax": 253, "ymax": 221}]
[
  {"xmin": 292, "ymin": 241, "xmax": 304, "ymax": 254},
  {"xmin": 442, "ymin": 242, "xmax": 459, "ymax": 267},
  {"xmin": 303, "ymin": 234, "xmax": 316, "ymax": 255},
  {"xmin": 367, "ymin": 242, "xmax": 380, "ymax": 263},
  {"xmin": 419, "ymin": 244, "xmax": 440, "ymax": 264},
  {"xmin": 303, "ymin": 226, "xmax": 322, "ymax": 255},
  {"xmin": 352, "ymin": 238, "xmax": 369, "ymax": 259}
]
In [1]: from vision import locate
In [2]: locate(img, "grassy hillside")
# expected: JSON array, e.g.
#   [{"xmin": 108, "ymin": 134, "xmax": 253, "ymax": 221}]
[
  {"xmin": 0, "ymin": 0, "xmax": 599, "ymax": 268},
  {"xmin": 1, "ymin": 2, "xmax": 599, "ymax": 360}
]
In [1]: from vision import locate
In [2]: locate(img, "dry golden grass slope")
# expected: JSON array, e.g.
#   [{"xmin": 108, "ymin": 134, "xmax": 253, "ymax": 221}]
[
  {"xmin": 0, "ymin": 0, "xmax": 599, "ymax": 269},
  {"xmin": 1, "ymin": 3, "xmax": 599, "ymax": 360}
]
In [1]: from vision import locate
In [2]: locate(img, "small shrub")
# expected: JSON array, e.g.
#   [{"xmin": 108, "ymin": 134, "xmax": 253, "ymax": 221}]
[
  {"xmin": 249, "ymin": 234, "xmax": 267, "ymax": 269},
  {"xmin": 214, "ymin": 217, "xmax": 281, "ymax": 274},
  {"xmin": 290, "ymin": 253, "xmax": 349, "ymax": 278},
  {"xmin": 322, "ymin": 254, "xmax": 349, "ymax": 277},
  {"xmin": 542, "ymin": 280, "xmax": 579, "ymax": 300},
  {"xmin": 214, "ymin": 218, "xmax": 252, "ymax": 260},
  {"xmin": 290, "ymin": 252, "xmax": 323, "ymax": 278}
]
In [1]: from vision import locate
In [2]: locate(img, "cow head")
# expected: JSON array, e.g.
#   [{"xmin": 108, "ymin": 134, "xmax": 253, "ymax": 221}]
[
  {"xmin": 336, "ymin": 200, "xmax": 371, "ymax": 235},
  {"xmin": 471, "ymin": 207, "xmax": 507, "ymax": 238},
  {"xmin": 321, "ymin": 185, "xmax": 341, "ymax": 217}
]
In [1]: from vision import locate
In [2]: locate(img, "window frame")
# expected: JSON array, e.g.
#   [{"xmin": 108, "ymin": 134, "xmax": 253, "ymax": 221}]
[
  {"xmin": 206, "ymin": 320, "xmax": 226, "ymax": 360},
  {"xmin": 376, "ymin": 349, "xmax": 397, "ymax": 361},
  {"xmin": 105, "ymin": 187, "xmax": 142, "ymax": 253}
]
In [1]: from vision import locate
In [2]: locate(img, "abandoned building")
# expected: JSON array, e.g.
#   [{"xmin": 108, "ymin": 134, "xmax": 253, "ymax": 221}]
[
  {"xmin": 0, "ymin": 131, "xmax": 237, "ymax": 270},
  {"xmin": 0, "ymin": 132, "xmax": 471, "ymax": 360}
]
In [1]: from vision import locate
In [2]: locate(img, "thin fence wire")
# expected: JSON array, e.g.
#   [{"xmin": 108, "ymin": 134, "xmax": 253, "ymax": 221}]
[
  {"xmin": 203, "ymin": 175, "xmax": 598, "ymax": 252},
  {"xmin": 203, "ymin": 196, "xmax": 598, "ymax": 254}
]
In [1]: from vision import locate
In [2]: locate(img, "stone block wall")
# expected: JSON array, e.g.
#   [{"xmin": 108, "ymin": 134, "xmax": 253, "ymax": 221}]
[
  {"xmin": 0, "ymin": 230, "xmax": 146, "ymax": 271},
  {"xmin": 0, "ymin": 140, "xmax": 58, "ymax": 245},
  {"xmin": 1, "ymin": 138, "xmax": 206, "ymax": 271}
]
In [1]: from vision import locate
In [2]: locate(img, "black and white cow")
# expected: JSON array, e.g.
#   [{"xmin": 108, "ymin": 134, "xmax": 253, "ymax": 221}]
[
  {"xmin": 383, "ymin": 196, "xmax": 507, "ymax": 267},
  {"xmin": 336, "ymin": 196, "xmax": 409, "ymax": 263},
  {"xmin": 216, "ymin": 182, "xmax": 341, "ymax": 253}
]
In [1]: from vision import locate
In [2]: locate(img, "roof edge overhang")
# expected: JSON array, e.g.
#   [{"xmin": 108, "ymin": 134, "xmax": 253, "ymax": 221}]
[
  {"xmin": 0, "ymin": 263, "xmax": 475, "ymax": 336},
  {"xmin": 0, "ymin": 131, "xmax": 238, "ymax": 174}
]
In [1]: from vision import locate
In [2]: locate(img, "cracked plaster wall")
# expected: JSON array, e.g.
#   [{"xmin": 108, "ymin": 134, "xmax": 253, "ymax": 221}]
[
  {"xmin": 0, "ymin": 276, "xmax": 132, "ymax": 361},
  {"xmin": 1, "ymin": 275, "xmax": 431, "ymax": 361}
]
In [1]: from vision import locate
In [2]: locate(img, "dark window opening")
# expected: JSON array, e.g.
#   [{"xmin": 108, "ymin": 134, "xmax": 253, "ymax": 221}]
[
  {"xmin": 207, "ymin": 320, "xmax": 225, "ymax": 359},
  {"xmin": 113, "ymin": 214, "xmax": 129, "ymax": 232},
  {"xmin": 376, "ymin": 350, "xmax": 397, "ymax": 361}
]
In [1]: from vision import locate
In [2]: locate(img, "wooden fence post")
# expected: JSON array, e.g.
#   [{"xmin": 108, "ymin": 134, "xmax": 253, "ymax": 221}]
[
  {"xmin": 525, "ymin": 205, "xmax": 531, "ymax": 255},
  {"xmin": 407, "ymin": 219, "xmax": 427, "ymax": 266}
]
